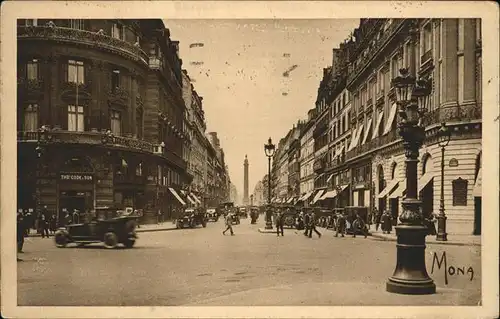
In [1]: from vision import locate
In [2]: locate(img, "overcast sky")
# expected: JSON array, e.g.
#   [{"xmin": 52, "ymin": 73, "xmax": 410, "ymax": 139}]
[{"xmin": 166, "ymin": 19, "xmax": 359, "ymax": 199}]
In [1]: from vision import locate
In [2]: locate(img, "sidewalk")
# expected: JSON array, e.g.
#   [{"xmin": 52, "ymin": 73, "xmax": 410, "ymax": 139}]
[{"xmin": 318, "ymin": 226, "xmax": 481, "ymax": 247}]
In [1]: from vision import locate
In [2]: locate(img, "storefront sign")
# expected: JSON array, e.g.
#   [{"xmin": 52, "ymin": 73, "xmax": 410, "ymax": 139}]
[
  {"xmin": 449, "ymin": 158, "xmax": 459, "ymax": 167},
  {"xmin": 60, "ymin": 173, "xmax": 93, "ymax": 181}
]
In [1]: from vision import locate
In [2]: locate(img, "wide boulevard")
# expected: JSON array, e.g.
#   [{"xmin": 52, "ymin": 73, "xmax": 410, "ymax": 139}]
[{"xmin": 17, "ymin": 218, "xmax": 481, "ymax": 306}]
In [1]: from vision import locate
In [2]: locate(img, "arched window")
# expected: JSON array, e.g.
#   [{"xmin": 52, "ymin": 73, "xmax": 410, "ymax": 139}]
[
  {"xmin": 391, "ymin": 162, "xmax": 397, "ymax": 180},
  {"xmin": 422, "ymin": 153, "xmax": 432, "ymax": 175},
  {"xmin": 135, "ymin": 162, "xmax": 143, "ymax": 176}
]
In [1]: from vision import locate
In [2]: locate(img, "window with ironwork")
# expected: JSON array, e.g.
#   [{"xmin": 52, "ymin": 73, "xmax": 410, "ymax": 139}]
[
  {"xmin": 68, "ymin": 105, "xmax": 84, "ymax": 132},
  {"xmin": 452, "ymin": 177, "xmax": 468, "ymax": 206},
  {"xmin": 24, "ymin": 104, "xmax": 38, "ymax": 131},
  {"xmin": 136, "ymin": 162, "xmax": 143, "ymax": 176},
  {"xmin": 110, "ymin": 110, "xmax": 121, "ymax": 135},
  {"xmin": 25, "ymin": 19, "xmax": 38, "ymax": 26},
  {"xmin": 423, "ymin": 23, "xmax": 433, "ymax": 55},
  {"xmin": 68, "ymin": 60, "xmax": 85, "ymax": 84},
  {"xmin": 69, "ymin": 19, "xmax": 85, "ymax": 30},
  {"xmin": 359, "ymin": 190, "xmax": 365, "ymax": 206},
  {"xmin": 111, "ymin": 69, "xmax": 121, "ymax": 91},
  {"xmin": 111, "ymin": 23, "xmax": 124, "ymax": 40},
  {"xmin": 26, "ymin": 59, "xmax": 39, "ymax": 80}
]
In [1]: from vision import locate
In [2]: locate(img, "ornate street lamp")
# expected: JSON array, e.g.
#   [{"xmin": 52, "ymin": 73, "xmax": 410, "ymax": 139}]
[
  {"xmin": 386, "ymin": 68, "xmax": 436, "ymax": 295},
  {"xmin": 264, "ymin": 137, "xmax": 276, "ymax": 229},
  {"xmin": 35, "ymin": 125, "xmax": 53, "ymax": 218},
  {"xmin": 436, "ymin": 122, "xmax": 451, "ymax": 241}
]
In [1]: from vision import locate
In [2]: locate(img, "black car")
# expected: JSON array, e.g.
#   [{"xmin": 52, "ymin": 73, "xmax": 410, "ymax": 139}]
[
  {"xmin": 176, "ymin": 208, "xmax": 207, "ymax": 229},
  {"xmin": 54, "ymin": 207, "xmax": 138, "ymax": 249}
]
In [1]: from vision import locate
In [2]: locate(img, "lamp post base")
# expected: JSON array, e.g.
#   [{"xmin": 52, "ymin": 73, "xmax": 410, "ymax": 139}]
[
  {"xmin": 436, "ymin": 215, "xmax": 448, "ymax": 241},
  {"xmin": 386, "ymin": 224, "xmax": 436, "ymax": 295},
  {"xmin": 264, "ymin": 221, "xmax": 273, "ymax": 230}
]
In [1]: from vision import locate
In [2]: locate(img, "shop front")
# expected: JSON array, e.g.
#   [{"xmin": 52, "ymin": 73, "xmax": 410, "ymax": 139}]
[{"xmin": 58, "ymin": 172, "xmax": 95, "ymax": 225}]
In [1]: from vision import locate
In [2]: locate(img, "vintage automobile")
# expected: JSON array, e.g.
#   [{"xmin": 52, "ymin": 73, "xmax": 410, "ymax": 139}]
[
  {"xmin": 280, "ymin": 206, "xmax": 298, "ymax": 228},
  {"xmin": 205, "ymin": 207, "xmax": 219, "ymax": 222},
  {"xmin": 176, "ymin": 208, "xmax": 207, "ymax": 229},
  {"xmin": 238, "ymin": 207, "xmax": 248, "ymax": 218},
  {"xmin": 54, "ymin": 206, "xmax": 138, "ymax": 249},
  {"xmin": 344, "ymin": 206, "xmax": 369, "ymax": 235}
]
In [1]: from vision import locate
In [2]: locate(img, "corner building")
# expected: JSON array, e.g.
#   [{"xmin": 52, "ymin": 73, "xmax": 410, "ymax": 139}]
[
  {"xmin": 17, "ymin": 19, "xmax": 193, "ymax": 224},
  {"xmin": 344, "ymin": 19, "xmax": 482, "ymax": 235}
]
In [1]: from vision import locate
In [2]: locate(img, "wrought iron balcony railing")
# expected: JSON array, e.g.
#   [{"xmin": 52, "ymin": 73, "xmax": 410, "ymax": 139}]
[{"xmin": 18, "ymin": 25, "xmax": 149, "ymax": 65}]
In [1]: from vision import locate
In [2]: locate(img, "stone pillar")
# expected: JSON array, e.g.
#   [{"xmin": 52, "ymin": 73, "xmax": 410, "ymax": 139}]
[
  {"xmin": 47, "ymin": 55, "xmax": 60, "ymax": 127},
  {"xmin": 88, "ymin": 60, "xmax": 101, "ymax": 130},
  {"xmin": 95, "ymin": 154, "xmax": 114, "ymax": 207},
  {"xmin": 130, "ymin": 73, "xmax": 137, "ymax": 137},
  {"xmin": 463, "ymin": 19, "xmax": 477, "ymax": 104},
  {"xmin": 441, "ymin": 19, "xmax": 459, "ymax": 119}
]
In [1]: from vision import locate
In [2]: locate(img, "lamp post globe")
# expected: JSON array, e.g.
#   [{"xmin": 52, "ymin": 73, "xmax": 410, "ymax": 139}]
[
  {"xmin": 436, "ymin": 122, "xmax": 451, "ymax": 241},
  {"xmin": 264, "ymin": 137, "xmax": 275, "ymax": 229},
  {"xmin": 386, "ymin": 67, "xmax": 436, "ymax": 295}
]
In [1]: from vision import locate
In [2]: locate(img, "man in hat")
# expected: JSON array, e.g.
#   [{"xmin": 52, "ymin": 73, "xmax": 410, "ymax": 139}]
[
  {"xmin": 307, "ymin": 209, "xmax": 322, "ymax": 238},
  {"xmin": 275, "ymin": 209, "xmax": 284, "ymax": 236},
  {"xmin": 335, "ymin": 212, "xmax": 347, "ymax": 237},
  {"xmin": 222, "ymin": 211, "xmax": 234, "ymax": 236}
]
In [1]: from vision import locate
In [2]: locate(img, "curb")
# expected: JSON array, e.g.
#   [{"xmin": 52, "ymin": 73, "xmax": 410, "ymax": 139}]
[
  {"xmin": 370, "ymin": 233, "xmax": 481, "ymax": 247},
  {"xmin": 136, "ymin": 226, "xmax": 177, "ymax": 233}
]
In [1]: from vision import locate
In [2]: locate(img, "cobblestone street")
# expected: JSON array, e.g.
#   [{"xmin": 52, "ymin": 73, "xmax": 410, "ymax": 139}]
[{"xmin": 17, "ymin": 219, "xmax": 481, "ymax": 306}]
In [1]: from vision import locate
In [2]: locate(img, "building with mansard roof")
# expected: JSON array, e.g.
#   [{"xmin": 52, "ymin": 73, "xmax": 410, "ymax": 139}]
[{"xmin": 18, "ymin": 19, "xmax": 194, "ymax": 223}]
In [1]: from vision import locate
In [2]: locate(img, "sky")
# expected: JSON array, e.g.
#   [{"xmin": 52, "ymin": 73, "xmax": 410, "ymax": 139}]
[{"xmin": 166, "ymin": 19, "xmax": 359, "ymax": 199}]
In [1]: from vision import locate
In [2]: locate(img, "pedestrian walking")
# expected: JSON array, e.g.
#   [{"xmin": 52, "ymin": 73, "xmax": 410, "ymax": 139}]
[
  {"xmin": 64, "ymin": 211, "xmax": 72, "ymax": 226},
  {"xmin": 275, "ymin": 211, "xmax": 284, "ymax": 236},
  {"xmin": 335, "ymin": 213, "xmax": 346, "ymax": 237},
  {"xmin": 307, "ymin": 210, "xmax": 322, "ymax": 238},
  {"xmin": 41, "ymin": 212, "xmax": 50, "ymax": 238},
  {"xmin": 303, "ymin": 209, "xmax": 310, "ymax": 236},
  {"xmin": 425, "ymin": 212, "xmax": 437, "ymax": 235},
  {"xmin": 72, "ymin": 209, "xmax": 80, "ymax": 224},
  {"xmin": 352, "ymin": 213, "xmax": 368, "ymax": 238},
  {"xmin": 366, "ymin": 210, "xmax": 372, "ymax": 230},
  {"xmin": 373, "ymin": 207, "xmax": 382, "ymax": 231},
  {"xmin": 381, "ymin": 211, "xmax": 393, "ymax": 234},
  {"xmin": 49, "ymin": 213, "xmax": 57, "ymax": 234},
  {"xmin": 222, "ymin": 212, "xmax": 234, "ymax": 236},
  {"xmin": 17, "ymin": 211, "xmax": 25, "ymax": 253}
]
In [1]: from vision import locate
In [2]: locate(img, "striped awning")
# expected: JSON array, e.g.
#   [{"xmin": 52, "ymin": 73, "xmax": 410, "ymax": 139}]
[
  {"xmin": 186, "ymin": 194, "xmax": 196, "ymax": 205},
  {"xmin": 169, "ymin": 188, "xmax": 186, "ymax": 206},
  {"xmin": 191, "ymin": 193, "xmax": 202, "ymax": 204},
  {"xmin": 311, "ymin": 189, "xmax": 326, "ymax": 204}
]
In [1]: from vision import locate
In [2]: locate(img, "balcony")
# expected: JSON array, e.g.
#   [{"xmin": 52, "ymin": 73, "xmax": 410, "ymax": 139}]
[
  {"xmin": 18, "ymin": 25, "xmax": 148, "ymax": 66},
  {"xmin": 17, "ymin": 130, "xmax": 187, "ymax": 170},
  {"xmin": 148, "ymin": 57, "xmax": 163, "ymax": 70},
  {"xmin": 347, "ymin": 19, "xmax": 406, "ymax": 85}
]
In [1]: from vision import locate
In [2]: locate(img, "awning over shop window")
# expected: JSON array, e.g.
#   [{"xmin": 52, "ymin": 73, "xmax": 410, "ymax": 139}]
[
  {"xmin": 287, "ymin": 197, "xmax": 295, "ymax": 204},
  {"xmin": 320, "ymin": 190, "xmax": 337, "ymax": 200},
  {"xmin": 169, "ymin": 187, "xmax": 186, "ymax": 206},
  {"xmin": 361, "ymin": 118, "xmax": 372, "ymax": 145},
  {"xmin": 191, "ymin": 193, "xmax": 202, "ymax": 204},
  {"xmin": 186, "ymin": 194, "xmax": 196, "ymax": 205},
  {"xmin": 347, "ymin": 127, "xmax": 359, "ymax": 151},
  {"xmin": 383, "ymin": 103, "xmax": 397, "ymax": 136},
  {"xmin": 299, "ymin": 191, "xmax": 313, "ymax": 202},
  {"xmin": 418, "ymin": 172, "xmax": 434, "ymax": 192},
  {"xmin": 326, "ymin": 174, "xmax": 334, "ymax": 183},
  {"xmin": 377, "ymin": 179, "xmax": 400, "ymax": 199},
  {"xmin": 372, "ymin": 111, "xmax": 384, "ymax": 140},
  {"xmin": 311, "ymin": 189, "xmax": 326, "ymax": 204},
  {"xmin": 389, "ymin": 179, "xmax": 407, "ymax": 199},
  {"xmin": 352, "ymin": 124, "xmax": 364, "ymax": 149},
  {"xmin": 337, "ymin": 184, "xmax": 349, "ymax": 194},
  {"xmin": 473, "ymin": 169, "xmax": 482, "ymax": 197}
]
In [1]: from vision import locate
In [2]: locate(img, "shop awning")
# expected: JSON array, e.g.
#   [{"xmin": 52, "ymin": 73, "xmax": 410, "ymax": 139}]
[
  {"xmin": 320, "ymin": 190, "xmax": 337, "ymax": 200},
  {"xmin": 271, "ymin": 197, "xmax": 277, "ymax": 202},
  {"xmin": 389, "ymin": 179, "xmax": 407, "ymax": 199},
  {"xmin": 361, "ymin": 118, "xmax": 373, "ymax": 145},
  {"xmin": 333, "ymin": 144, "xmax": 345, "ymax": 161},
  {"xmin": 300, "ymin": 191, "xmax": 313, "ymax": 202},
  {"xmin": 418, "ymin": 172, "xmax": 434, "ymax": 192},
  {"xmin": 326, "ymin": 174, "xmax": 334, "ymax": 183},
  {"xmin": 191, "ymin": 193, "xmax": 202, "ymax": 204},
  {"xmin": 347, "ymin": 127, "xmax": 359, "ymax": 151},
  {"xmin": 352, "ymin": 124, "xmax": 364, "ymax": 149},
  {"xmin": 169, "ymin": 187, "xmax": 186, "ymax": 206},
  {"xmin": 337, "ymin": 184, "xmax": 349, "ymax": 194},
  {"xmin": 377, "ymin": 179, "xmax": 400, "ymax": 199},
  {"xmin": 473, "ymin": 168, "xmax": 482, "ymax": 197},
  {"xmin": 287, "ymin": 197, "xmax": 295, "ymax": 204},
  {"xmin": 372, "ymin": 111, "xmax": 384, "ymax": 140},
  {"xmin": 383, "ymin": 103, "xmax": 397, "ymax": 136},
  {"xmin": 311, "ymin": 189, "xmax": 326, "ymax": 204},
  {"xmin": 186, "ymin": 194, "xmax": 196, "ymax": 205}
]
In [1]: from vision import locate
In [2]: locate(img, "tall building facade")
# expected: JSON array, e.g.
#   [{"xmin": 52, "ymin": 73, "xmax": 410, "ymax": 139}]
[
  {"xmin": 243, "ymin": 155, "xmax": 249, "ymax": 205},
  {"xmin": 297, "ymin": 109, "xmax": 317, "ymax": 206},
  {"xmin": 272, "ymin": 18, "xmax": 482, "ymax": 235},
  {"xmin": 17, "ymin": 19, "xmax": 191, "ymax": 223}
]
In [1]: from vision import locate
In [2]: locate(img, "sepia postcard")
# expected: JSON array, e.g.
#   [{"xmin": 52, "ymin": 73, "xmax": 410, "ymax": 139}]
[{"xmin": 1, "ymin": 1, "xmax": 499, "ymax": 318}]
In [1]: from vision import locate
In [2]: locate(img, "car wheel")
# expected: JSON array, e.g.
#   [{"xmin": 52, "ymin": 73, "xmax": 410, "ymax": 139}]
[
  {"xmin": 202, "ymin": 221, "xmax": 207, "ymax": 228},
  {"xmin": 54, "ymin": 230, "xmax": 68, "ymax": 248},
  {"xmin": 103, "ymin": 232, "xmax": 118, "ymax": 249},
  {"xmin": 123, "ymin": 239, "xmax": 135, "ymax": 248}
]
